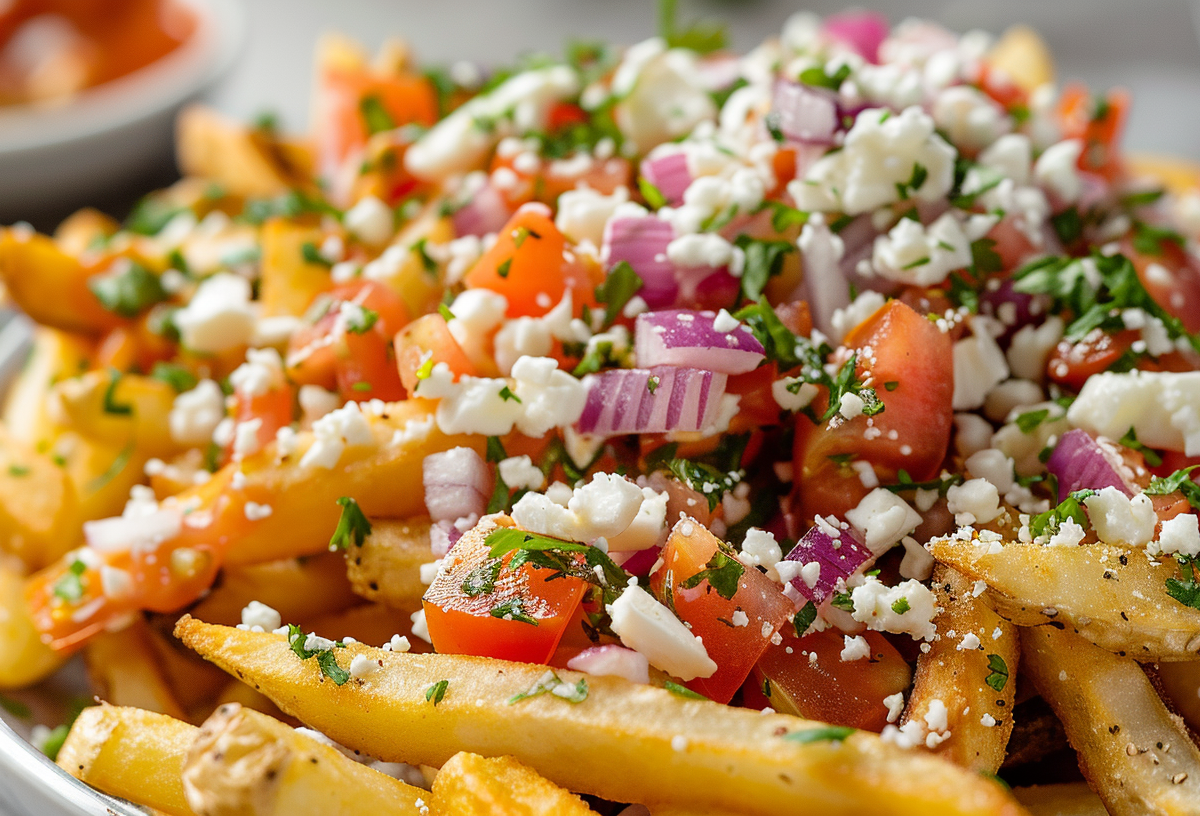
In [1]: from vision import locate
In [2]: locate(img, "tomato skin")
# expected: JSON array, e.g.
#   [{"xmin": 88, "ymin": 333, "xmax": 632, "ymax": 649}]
[
  {"xmin": 423, "ymin": 522, "xmax": 588, "ymax": 665},
  {"xmin": 394, "ymin": 313, "xmax": 478, "ymax": 393},
  {"xmin": 1046, "ymin": 330, "xmax": 1137, "ymax": 391},
  {"xmin": 791, "ymin": 300, "xmax": 954, "ymax": 522},
  {"xmin": 751, "ymin": 628, "xmax": 912, "ymax": 731},
  {"xmin": 1123, "ymin": 237, "xmax": 1200, "ymax": 335},
  {"xmin": 649, "ymin": 519, "xmax": 794, "ymax": 703},
  {"xmin": 230, "ymin": 382, "xmax": 296, "ymax": 458},
  {"xmin": 1058, "ymin": 83, "xmax": 1129, "ymax": 180}
]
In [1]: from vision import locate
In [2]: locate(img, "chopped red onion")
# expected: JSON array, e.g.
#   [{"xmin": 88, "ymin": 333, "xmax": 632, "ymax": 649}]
[
  {"xmin": 636, "ymin": 309, "xmax": 764, "ymax": 375},
  {"xmin": 422, "ymin": 447, "xmax": 491, "ymax": 523},
  {"xmin": 611, "ymin": 544, "xmax": 662, "ymax": 577},
  {"xmin": 603, "ymin": 216, "xmax": 677, "ymax": 308},
  {"xmin": 640, "ymin": 153, "xmax": 691, "ymax": 206},
  {"xmin": 771, "ymin": 81, "xmax": 839, "ymax": 145},
  {"xmin": 795, "ymin": 217, "xmax": 851, "ymax": 338},
  {"xmin": 566, "ymin": 645, "xmax": 650, "ymax": 685},
  {"xmin": 1046, "ymin": 429, "xmax": 1135, "ymax": 502},
  {"xmin": 577, "ymin": 366, "xmax": 727, "ymax": 437},
  {"xmin": 782, "ymin": 523, "xmax": 873, "ymax": 605},
  {"xmin": 822, "ymin": 10, "xmax": 890, "ymax": 63},
  {"xmin": 429, "ymin": 520, "xmax": 465, "ymax": 558},
  {"xmin": 452, "ymin": 183, "xmax": 511, "ymax": 237}
]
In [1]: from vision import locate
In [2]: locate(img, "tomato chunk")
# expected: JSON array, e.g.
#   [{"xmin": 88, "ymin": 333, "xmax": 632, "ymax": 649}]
[
  {"xmin": 649, "ymin": 518, "xmax": 794, "ymax": 703},
  {"xmin": 423, "ymin": 521, "xmax": 588, "ymax": 665},
  {"xmin": 394, "ymin": 313, "xmax": 478, "ymax": 394},
  {"xmin": 751, "ymin": 628, "xmax": 913, "ymax": 732}
]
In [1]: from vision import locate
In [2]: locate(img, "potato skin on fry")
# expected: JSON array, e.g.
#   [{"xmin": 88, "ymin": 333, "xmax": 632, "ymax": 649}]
[
  {"xmin": 0, "ymin": 559, "xmax": 64, "ymax": 689},
  {"xmin": 174, "ymin": 616, "xmax": 1028, "ymax": 816},
  {"xmin": 57, "ymin": 705, "xmax": 199, "ymax": 816},
  {"xmin": 431, "ymin": 752, "xmax": 594, "ymax": 816},
  {"xmin": 904, "ymin": 566, "xmax": 1018, "ymax": 773},
  {"xmin": 343, "ymin": 518, "xmax": 432, "ymax": 612},
  {"xmin": 1022, "ymin": 626, "xmax": 1200, "ymax": 816},
  {"xmin": 930, "ymin": 537, "xmax": 1200, "ymax": 661},
  {"xmin": 183, "ymin": 703, "xmax": 427, "ymax": 816}
]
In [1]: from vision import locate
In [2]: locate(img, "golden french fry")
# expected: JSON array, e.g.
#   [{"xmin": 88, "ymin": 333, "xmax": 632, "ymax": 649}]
[
  {"xmin": 343, "ymin": 518, "xmax": 432, "ymax": 612},
  {"xmin": 175, "ymin": 617, "xmax": 1027, "ymax": 816},
  {"xmin": 987, "ymin": 25, "xmax": 1055, "ymax": 93},
  {"xmin": 175, "ymin": 106, "xmax": 305, "ymax": 200},
  {"xmin": 929, "ymin": 537, "xmax": 1200, "ymax": 660},
  {"xmin": 223, "ymin": 400, "xmax": 479, "ymax": 566},
  {"xmin": 431, "ymin": 752, "xmax": 594, "ymax": 816},
  {"xmin": 56, "ymin": 704, "xmax": 198, "ymax": 816},
  {"xmin": 183, "ymin": 703, "xmax": 428, "ymax": 816},
  {"xmin": 56, "ymin": 430, "xmax": 150, "ymax": 525},
  {"xmin": 0, "ymin": 557, "xmax": 64, "ymax": 688},
  {"xmin": 1154, "ymin": 659, "xmax": 1200, "ymax": 733},
  {"xmin": 85, "ymin": 620, "xmax": 188, "ymax": 720},
  {"xmin": 2, "ymin": 325, "xmax": 93, "ymax": 448},
  {"xmin": 1012, "ymin": 783, "xmax": 1108, "ymax": 816},
  {"xmin": 47, "ymin": 370, "xmax": 178, "ymax": 459},
  {"xmin": 0, "ymin": 427, "xmax": 80, "ymax": 569},
  {"xmin": 188, "ymin": 552, "xmax": 360, "ymax": 627},
  {"xmin": 373, "ymin": 203, "xmax": 455, "ymax": 319},
  {"xmin": 1022, "ymin": 625, "xmax": 1200, "ymax": 816},
  {"xmin": 904, "ymin": 566, "xmax": 1018, "ymax": 773},
  {"xmin": 214, "ymin": 679, "xmax": 296, "ymax": 725},
  {"xmin": 258, "ymin": 219, "xmax": 334, "ymax": 319},
  {"xmin": 0, "ymin": 228, "xmax": 122, "ymax": 335},
  {"xmin": 143, "ymin": 623, "xmax": 233, "ymax": 717}
]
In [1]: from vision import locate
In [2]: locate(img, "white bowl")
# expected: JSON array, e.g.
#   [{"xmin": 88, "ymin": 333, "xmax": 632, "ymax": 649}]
[{"xmin": 0, "ymin": 0, "xmax": 245, "ymax": 224}]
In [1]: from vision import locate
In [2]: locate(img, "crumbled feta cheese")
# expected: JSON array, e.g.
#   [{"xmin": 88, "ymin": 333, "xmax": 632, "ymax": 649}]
[
  {"xmin": 349, "ymin": 653, "xmax": 382, "ymax": 679},
  {"xmin": 1155, "ymin": 512, "xmax": 1200, "ymax": 558},
  {"xmin": 932, "ymin": 85, "xmax": 1010, "ymax": 152},
  {"xmin": 99, "ymin": 566, "xmax": 133, "ymax": 599},
  {"xmin": 173, "ymin": 273, "xmax": 257, "ymax": 354},
  {"xmin": 850, "ymin": 575, "xmax": 939, "ymax": 641},
  {"xmin": 772, "ymin": 378, "xmax": 819, "ymax": 412},
  {"xmin": 1033, "ymin": 139, "xmax": 1084, "ymax": 204},
  {"xmin": 300, "ymin": 402, "xmax": 374, "ymax": 469},
  {"xmin": 899, "ymin": 536, "xmax": 935, "ymax": 580},
  {"xmin": 1047, "ymin": 517, "xmax": 1086, "ymax": 548},
  {"xmin": 838, "ymin": 392, "xmax": 866, "ymax": 419},
  {"xmin": 244, "ymin": 501, "xmax": 273, "ymax": 521},
  {"xmin": 952, "ymin": 317, "xmax": 1009, "ymax": 410},
  {"xmin": 612, "ymin": 40, "xmax": 716, "ymax": 152},
  {"xmin": 736, "ymin": 528, "xmax": 784, "ymax": 581},
  {"xmin": 239, "ymin": 601, "xmax": 282, "ymax": 632},
  {"xmin": 980, "ymin": 713, "xmax": 997, "ymax": 727},
  {"xmin": 946, "ymin": 478, "xmax": 1002, "ymax": 526},
  {"xmin": 666, "ymin": 233, "xmax": 739, "ymax": 270},
  {"xmin": 498, "ymin": 455, "xmax": 546, "ymax": 492},
  {"xmin": 871, "ymin": 212, "xmax": 971, "ymax": 286},
  {"xmin": 730, "ymin": 610, "xmax": 750, "ymax": 627},
  {"xmin": 1068, "ymin": 371, "xmax": 1200, "ymax": 457},
  {"xmin": 555, "ymin": 186, "xmax": 630, "ymax": 245},
  {"xmin": 299, "ymin": 385, "xmax": 341, "ymax": 426},
  {"xmin": 607, "ymin": 584, "xmax": 717, "ymax": 680},
  {"xmin": 830, "ymin": 290, "xmax": 886, "ymax": 343},
  {"xmin": 1083, "ymin": 487, "xmax": 1157, "ymax": 548},
  {"xmin": 958, "ymin": 632, "xmax": 981, "ymax": 651},
  {"xmin": 841, "ymin": 635, "xmax": 872, "ymax": 662},
  {"xmin": 846, "ymin": 489, "xmax": 924, "ymax": 554},
  {"xmin": 883, "ymin": 692, "xmax": 906, "ymax": 723},
  {"xmin": 344, "ymin": 196, "xmax": 394, "ymax": 246},
  {"xmin": 168, "ymin": 379, "xmax": 226, "ymax": 446}
]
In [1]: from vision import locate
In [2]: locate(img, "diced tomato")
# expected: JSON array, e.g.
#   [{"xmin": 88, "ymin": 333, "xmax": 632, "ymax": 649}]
[
  {"xmin": 1123, "ymin": 236, "xmax": 1200, "ymax": 335},
  {"xmin": 336, "ymin": 329, "xmax": 405, "ymax": 402},
  {"xmin": 464, "ymin": 207, "xmax": 602, "ymax": 318},
  {"xmin": 751, "ymin": 628, "xmax": 913, "ymax": 731},
  {"xmin": 975, "ymin": 60, "xmax": 1028, "ymax": 113},
  {"xmin": 1058, "ymin": 83, "xmax": 1129, "ymax": 180},
  {"xmin": 648, "ymin": 519, "xmax": 794, "ymax": 703},
  {"xmin": 725, "ymin": 363, "xmax": 782, "ymax": 428},
  {"xmin": 1045, "ymin": 330, "xmax": 1137, "ymax": 391},
  {"xmin": 27, "ymin": 470, "xmax": 248, "ymax": 651},
  {"xmin": 791, "ymin": 300, "xmax": 954, "ymax": 521},
  {"xmin": 546, "ymin": 102, "xmax": 590, "ymax": 131},
  {"xmin": 394, "ymin": 313, "xmax": 478, "ymax": 393},
  {"xmin": 315, "ymin": 64, "xmax": 438, "ymax": 180},
  {"xmin": 229, "ymin": 381, "xmax": 296, "ymax": 460},
  {"xmin": 423, "ymin": 523, "xmax": 588, "ymax": 664}
]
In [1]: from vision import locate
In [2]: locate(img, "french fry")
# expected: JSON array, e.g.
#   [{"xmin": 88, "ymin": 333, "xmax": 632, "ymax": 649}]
[
  {"xmin": 0, "ymin": 557, "xmax": 64, "ymax": 688},
  {"xmin": 430, "ymin": 752, "xmax": 594, "ymax": 816},
  {"xmin": 0, "ymin": 227, "xmax": 122, "ymax": 335},
  {"xmin": 56, "ymin": 704, "xmax": 198, "ymax": 816},
  {"xmin": 0, "ymin": 426, "xmax": 80, "ymax": 569},
  {"xmin": 175, "ymin": 617, "xmax": 1027, "ymax": 816},
  {"xmin": 84, "ymin": 620, "xmax": 188, "ymax": 720},
  {"xmin": 258, "ymin": 219, "xmax": 335, "ymax": 318},
  {"xmin": 176, "ymin": 106, "xmax": 308, "ymax": 200},
  {"xmin": 2, "ymin": 325, "xmax": 93, "ymax": 448},
  {"xmin": 903, "ymin": 565, "xmax": 1018, "ymax": 773},
  {"xmin": 187, "ymin": 552, "xmax": 361, "ymax": 627},
  {"xmin": 47, "ymin": 370, "xmax": 178, "ymax": 459},
  {"xmin": 222, "ymin": 400, "xmax": 479, "ymax": 566},
  {"xmin": 986, "ymin": 25, "xmax": 1055, "ymax": 93},
  {"xmin": 1155, "ymin": 659, "xmax": 1200, "ymax": 733},
  {"xmin": 214, "ymin": 679, "xmax": 296, "ymax": 725},
  {"xmin": 929, "ymin": 537, "xmax": 1200, "ymax": 660},
  {"xmin": 56, "ymin": 430, "xmax": 150, "ymax": 525},
  {"xmin": 1012, "ymin": 783, "xmax": 1109, "ymax": 816},
  {"xmin": 182, "ymin": 703, "xmax": 428, "ymax": 816},
  {"xmin": 1022, "ymin": 625, "xmax": 1200, "ymax": 816},
  {"xmin": 344, "ymin": 518, "xmax": 432, "ymax": 612},
  {"xmin": 373, "ymin": 203, "xmax": 455, "ymax": 319},
  {"xmin": 143, "ymin": 623, "xmax": 233, "ymax": 717}
]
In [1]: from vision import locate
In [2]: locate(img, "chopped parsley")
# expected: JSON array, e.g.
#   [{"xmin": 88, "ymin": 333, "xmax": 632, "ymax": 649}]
[
  {"xmin": 498, "ymin": 385, "xmax": 522, "ymax": 403},
  {"xmin": 1166, "ymin": 555, "xmax": 1200, "ymax": 610},
  {"xmin": 734, "ymin": 236, "xmax": 794, "ymax": 303},
  {"xmin": 485, "ymin": 527, "xmax": 631, "ymax": 606},
  {"xmin": 489, "ymin": 596, "xmax": 538, "ymax": 625},
  {"xmin": 797, "ymin": 63, "xmax": 852, "ymax": 91},
  {"xmin": 895, "ymin": 163, "xmax": 928, "ymax": 200},
  {"xmin": 286, "ymin": 625, "xmax": 349, "ymax": 685},
  {"xmin": 124, "ymin": 195, "xmax": 187, "ymax": 236},
  {"xmin": 7, "ymin": 464, "xmax": 29, "ymax": 478},
  {"xmin": 150, "ymin": 362, "xmax": 198, "ymax": 393},
  {"xmin": 783, "ymin": 725, "xmax": 855, "ymax": 744},
  {"xmin": 680, "ymin": 547, "xmax": 744, "ymax": 600},
  {"xmin": 438, "ymin": 303, "xmax": 456, "ymax": 321},
  {"xmin": 830, "ymin": 591, "xmax": 855, "ymax": 612},
  {"xmin": 329, "ymin": 497, "xmax": 372, "ymax": 551},
  {"xmin": 425, "ymin": 679, "xmax": 449, "ymax": 706},
  {"xmin": 359, "ymin": 94, "xmax": 395, "ymax": 135},
  {"xmin": 891, "ymin": 597, "xmax": 911, "ymax": 615},
  {"xmin": 1014, "ymin": 408, "xmax": 1051, "ymax": 434},
  {"xmin": 343, "ymin": 305, "xmax": 380, "ymax": 334},
  {"xmin": 639, "ymin": 177, "xmax": 667, "ymax": 209},
  {"xmin": 461, "ymin": 558, "xmax": 502, "ymax": 597},
  {"xmin": 1145, "ymin": 466, "xmax": 1200, "ymax": 510},
  {"xmin": 101, "ymin": 369, "xmax": 133, "ymax": 416},
  {"xmin": 644, "ymin": 446, "xmax": 743, "ymax": 513},
  {"xmin": 594, "ymin": 260, "xmax": 644, "ymax": 328},
  {"xmin": 985, "ymin": 654, "xmax": 1009, "ymax": 692},
  {"xmin": 509, "ymin": 670, "xmax": 589, "ymax": 704},
  {"xmin": 496, "ymin": 258, "xmax": 513, "ymax": 278},
  {"xmin": 52, "ymin": 559, "xmax": 87, "ymax": 603},
  {"xmin": 301, "ymin": 242, "xmax": 332, "ymax": 267},
  {"xmin": 663, "ymin": 680, "xmax": 708, "ymax": 700},
  {"xmin": 793, "ymin": 601, "xmax": 818, "ymax": 637},
  {"xmin": 1028, "ymin": 489, "xmax": 1095, "ymax": 540},
  {"xmin": 88, "ymin": 260, "xmax": 168, "ymax": 318}
]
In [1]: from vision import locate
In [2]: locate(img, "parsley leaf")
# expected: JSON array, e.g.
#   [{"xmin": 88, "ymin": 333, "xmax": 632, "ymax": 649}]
[
  {"xmin": 460, "ymin": 558, "xmax": 502, "ymax": 597},
  {"xmin": 798, "ymin": 63, "xmax": 852, "ymax": 91},
  {"xmin": 1014, "ymin": 408, "xmax": 1050, "ymax": 434},
  {"xmin": 101, "ymin": 369, "xmax": 133, "ymax": 415},
  {"xmin": 286, "ymin": 625, "xmax": 349, "ymax": 685},
  {"xmin": 486, "ymin": 527, "xmax": 631, "ymax": 606},
  {"xmin": 793, "ymin": 600, "xmax": 817, "ymax": 637},
  {"xmin": 425, "ymin": 679, "xmax": 449, "ymax": 706},
  {"xmin": 1119, "ymin": 426, "xmax": 1163, "ymax": 467},
  {"xmin": 595, "ymin": 261, "xmax": 644, "ymax": 328},
  {"xmin": 680, "ymin": 548, "xmax": 744, "ymax": 600},
  {"xmin": 663, "ymin": 680, "xmax": 708, "ymax": 700},
  {"xmin": 638, "ymin": 177, "xmax": 667, "ymax": 209},
  {"xmin": 1028, "ymin": 490, "xmax": 1095, "ymax": 540},
  {"xmin": 783, "ymin": 725, "xmax": 855, "ymax": 744},
  {"xmin": 359, "ymin": 94, "xmax": 395, "ymax": 135},
  {"xmin": 1166, "ymin": 556, "xmax": 1200, "ymax": 610},
  {"xmin": 301, "ymin": 242, "xmax": 332, "ymax": 267},
  {"xmin": 508, "ymin": 671, "xmax": 589, "ymax": 704},
  {"xmin": 150, "ymin": 362, "xmax": 198, "ymax": 393},
  {"xmin": 985, "ymin": 654, "xmax": 1009, "ymax": 692},
  {"xmin": 329, "ymin": 497, "xmax": 372, "ymax": 551},
  {"xmin": 734, "ymin": 236, "xmax": 794, "ymax": 303},
  {"xmin": 88, "ymin": 260, "xmax": 168, "ymax": 318}
]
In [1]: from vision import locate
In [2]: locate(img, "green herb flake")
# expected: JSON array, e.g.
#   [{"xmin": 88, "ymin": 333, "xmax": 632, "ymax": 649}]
[
  {"xmin": 485, "ymin": 527, "xmax": 631, "ymax": 606},
  {"xmin": 1119, "ymin": 426, "xmax": 1162, "ymax": 467},
  {"xmin": 783, "ymin": 725, "xmax": 855, "ymax": 744},
  {"xmin": 460, "ymin": 558, "xmax": 503, "ymax": 597},
  {"xmin": 150, "ymin": 362, "xmax": 198, "ymax": 393},
  {"xmin": 891, "ymin": 597, "xmax": 911, "ymax": 615},
  {"xmin": 985, "ymin": 654, "xmax": 1010, "ymax": 692},
  {"xmin": 489, "ymin": 596, "xmax": 538, "ymax": 625},
  {"xmin": 496, "ymin": 258, "xmax": 513, "ymax": 279},
  {"xmin": 329, "ymin": 497, "xmax": 372, "ymax": 551},
  {"xmin": 499, "ymin": 385, "xmax": 522, "ymax": 403},
  {"xmin": 594, "ymin": 261, "xmax": 644, "ymax": 328},
  {"xmin": 7, "ymin": 464, "xmax": 29, "ymax": 478},
  {"xmin": 285, "ymin": 624, "xmax": 349, "ymax": 685},
  {"xmin": 1014, "ymin": 408, "xmax": 1050, "ymax": 434},
  {"xmin": 680, "ymin": 549, "xmax": 744, "ymax": 600},
  {"xmin": 638, "ymin": 177, "xmax": 667, "ymax": 209},
  {"xmin": 359, "ymin": 94, "xmax": 396, "ymax": 135},
  {"xmin": 734, "ymin": 236, "xmax": 794, "ymax": 303},
  {"xmin": 425, "ymin": 679, "xmax": 450, "ymax": 706},
  {"xmin": 663, "ymin": 680, "xmax": 708, "ymax": 700},
  {"xmin": 792, "ymin": 601, "xmax": 817, "ymax": 637},
  {"xmin": 508, "ymin": 670, "xmax": 589, "ymax": 704},
  {"xmin": 88, "ymin": 260, "xmax": 168, "ymax": 318},
  {"xmin": 438, "ymin": 303, "xmax": 456, "ymax": 321},
  {"xmin": 101, "ymin": 368, "xmax": 133, "ymax": 416},
  {"xmin": 52, "ymin": 559, "xmax": 88, "ymax": 603}
]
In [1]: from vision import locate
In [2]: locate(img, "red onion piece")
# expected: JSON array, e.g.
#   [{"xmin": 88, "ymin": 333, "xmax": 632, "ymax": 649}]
[
  {"xmin": 636, "ymin": 309, "xmax": 764, "ymax": 375},
  {"xmin": 603, "ymin": 216, "xmax": 677, "ymax": 308},
  {"xmin": 422, "ymin": 447, "xmax": 491, "ymax": 523},
  {"xmin": 771, "ymin": 81, "xmax": 839, "ymax": 145},
  {"xmin": 1046, "ymin": 429, "xmax": 1135, "ymax": 502},
  {"xmin": 84, "ymin": 508, "xmax": 183, "ymax": 554},
  {"xmin": 452, "ymin": 183, "xmax": 511, "ymax": 237},
  {"xmin": 578, "ymin": 366, "xmax": 727, "ymax": 437},
  {"xmin": 795, "ymin": 217, "xmax": 851, "ymax": 338},
  {"xmin": 640, "ymin": 153, "xmax": 691, "ymax": 206},
  {"xmin": 611, "ymin": 544, "xmax": 662, "ymax": 577},
  {"xmin": 822, "ymin": 11, "xmax": 890, "ymax": 63},
  {"xmin": 429, "ymin": 520, "xmax": 465, "ymax": 558},
  {"xmin": 783, "ymin": 523, "xmax": 873, "ymax": 605},
  {"xmin": 566, "ymin": 645, "xmax": 651, "ymax": 685}
]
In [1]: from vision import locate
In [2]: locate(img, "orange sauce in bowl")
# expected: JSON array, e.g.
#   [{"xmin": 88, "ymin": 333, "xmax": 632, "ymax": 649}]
[{"xmin": 0, "ymin": 0, "xmax": 196, "ymax": 106}]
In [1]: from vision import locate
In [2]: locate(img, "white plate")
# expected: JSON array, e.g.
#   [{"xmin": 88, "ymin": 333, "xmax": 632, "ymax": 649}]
[{"xmin": 0, "ymin": 0, "xmax": 245, "ymax": 223}]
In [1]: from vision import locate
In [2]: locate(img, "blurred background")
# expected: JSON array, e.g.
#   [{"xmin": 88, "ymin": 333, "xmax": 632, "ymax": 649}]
[{"xmin": 5, "ymin": 0, "xmax": 1200, "ymax": 229}]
